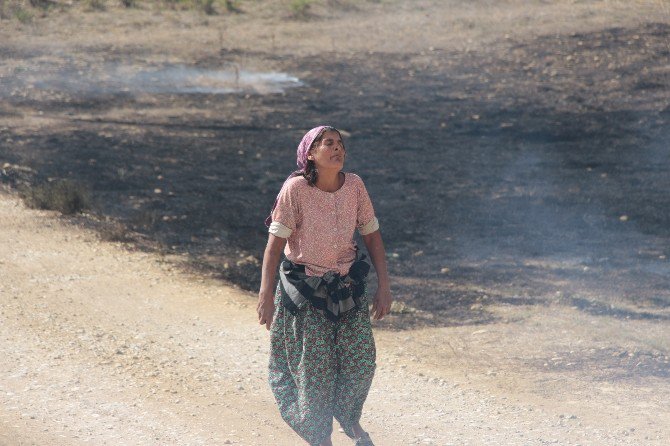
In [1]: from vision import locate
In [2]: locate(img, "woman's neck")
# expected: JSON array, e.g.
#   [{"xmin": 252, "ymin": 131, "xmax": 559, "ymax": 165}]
[{"xmin": 315, "ymin": 170, "xmax": 344, "ymax": 192}]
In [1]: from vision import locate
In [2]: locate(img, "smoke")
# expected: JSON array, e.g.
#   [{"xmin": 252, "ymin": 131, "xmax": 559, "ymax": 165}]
[{"xmin": 2, "ymin": 60, "xmax": 302, "ymax": 98}]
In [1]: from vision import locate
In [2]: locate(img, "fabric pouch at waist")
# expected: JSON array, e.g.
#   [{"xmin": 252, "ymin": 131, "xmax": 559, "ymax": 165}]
[{"xmin": 278, "ymin": 253, "xmax": 370, "ymax": 322}]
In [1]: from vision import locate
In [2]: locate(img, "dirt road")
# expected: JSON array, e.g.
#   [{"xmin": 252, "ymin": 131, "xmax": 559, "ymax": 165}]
[
  {"xmin": 1, "ymin": 194, "xmax": 668, "ymax": 445},
  {"xmin": 1, "ymin": 1, "xmax": 670, "ymax": 444}
]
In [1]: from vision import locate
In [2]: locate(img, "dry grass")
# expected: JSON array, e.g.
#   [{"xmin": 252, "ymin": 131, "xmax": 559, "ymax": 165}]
[
  {"xmin": 288, "ymin": 0, "xmax": 311, "ymax": 19},
  {"xmin": 0, "ymin": 0, "xmax": 374, "ymax": 21},
  {"xmin": 98, "ymin": 220, "xmax": 132, "ymax": 242},
  {"xmin": 21, "ymin": 179, "xmax": 91, "ymax": 215}
]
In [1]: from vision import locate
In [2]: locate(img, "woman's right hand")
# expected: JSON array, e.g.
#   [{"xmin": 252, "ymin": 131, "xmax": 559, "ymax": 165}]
[
  {"xmin": 258, "ymin": 234, "xmax": 286, "ymax": 330},
  {"xmin": 257, "ymin": 290, "xmax": 276, "ymax": 330}
]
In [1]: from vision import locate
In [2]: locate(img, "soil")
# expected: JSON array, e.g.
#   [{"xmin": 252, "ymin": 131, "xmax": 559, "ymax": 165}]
[{"xmin": 1, "ymin": 1, "xmax": 670, "ymax": 445}]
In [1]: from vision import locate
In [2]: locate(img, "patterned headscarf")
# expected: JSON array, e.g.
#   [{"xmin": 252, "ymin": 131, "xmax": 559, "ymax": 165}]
[
  {"xmin": 264, "ymin": 125, "xmax": 338, "ymax": 227},
  {"xmin": 296, "ymin": 125, "xmax": 331, "ymax": 171}
]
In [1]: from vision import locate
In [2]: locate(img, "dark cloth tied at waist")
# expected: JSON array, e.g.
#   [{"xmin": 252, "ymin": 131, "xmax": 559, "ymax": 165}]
[{"xmin": 279, "ymin": 253, "xmax": 370, "ymax": 322}]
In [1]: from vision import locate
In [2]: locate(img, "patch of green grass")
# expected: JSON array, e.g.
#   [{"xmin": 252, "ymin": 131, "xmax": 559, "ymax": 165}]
[
  {"xmin": 21, "ymin": 179, "xmax": 91, "ymax": 215},
  {"xmin": 289, "ymin": 0, "xmax": 311, "ymax": 19},
  {"xmin": 14, "ymin": 7, "xmax": 34, "ymax": 23}
]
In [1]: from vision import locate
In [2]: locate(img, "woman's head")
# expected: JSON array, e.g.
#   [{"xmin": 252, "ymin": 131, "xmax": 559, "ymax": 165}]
[
  {"xmin": 296, "ymin": 126, "xmax": 344, "ymax": 169},
  {"xmin": 297, "ymin": 125, "xmax": 345, "ymax": 185},
  {"xmin": 265, "ymin": 125, "xmax": 345, "ymax": 226}
]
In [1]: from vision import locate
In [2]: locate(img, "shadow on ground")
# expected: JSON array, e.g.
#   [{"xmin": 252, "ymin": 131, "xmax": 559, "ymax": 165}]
[{"xmin": 1, "ymin": 23, "xmax": 670, "ymax": 330}]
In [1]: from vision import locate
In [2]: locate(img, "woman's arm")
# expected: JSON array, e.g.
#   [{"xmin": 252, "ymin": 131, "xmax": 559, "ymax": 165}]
[
  {"xmin": 362, "ymin": 229, "xmax": 392, "ymax": 320},
  {"xmin": 257, "ymin": 234, "xmax": 287, "ymax": 330}
]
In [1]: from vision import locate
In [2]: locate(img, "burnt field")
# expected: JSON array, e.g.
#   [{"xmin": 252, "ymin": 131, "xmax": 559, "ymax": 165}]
[{"xmin": 1, "ymin": 18, "xmax": 669, "ymax": 331}]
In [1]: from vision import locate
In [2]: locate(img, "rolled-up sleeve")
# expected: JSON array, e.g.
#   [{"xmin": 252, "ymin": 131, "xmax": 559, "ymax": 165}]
[
  {"xmin": 269, "ymin": 180, "xmax": 298, "ymax": 239},
  {"xmin": 358, "ymin": 216, "xmax": 379, "ymax": 235},
  {"xmin": 269, "ymin": 221, "xmax": 293, "ymax": 238},
  {"xmin": 356, "ymin": 177, "xmax": 379, "ymax": 235}
]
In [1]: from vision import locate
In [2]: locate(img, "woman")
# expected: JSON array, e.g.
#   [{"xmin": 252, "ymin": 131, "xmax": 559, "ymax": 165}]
[{"xmin": 257, "ymin": 125, "xmax": 392, "ymax": 446}]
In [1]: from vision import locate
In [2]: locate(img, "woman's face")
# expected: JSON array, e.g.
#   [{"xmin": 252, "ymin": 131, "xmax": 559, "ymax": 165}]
[{"xmin": 308, "ymin": 130, "xmax": 346, "ymax": 171}]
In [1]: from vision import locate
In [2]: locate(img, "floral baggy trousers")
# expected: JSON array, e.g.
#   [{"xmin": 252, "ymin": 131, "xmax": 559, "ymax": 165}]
[{"xmin": 269, "ymin": 285, "xmax": 376, "ymax": 446}]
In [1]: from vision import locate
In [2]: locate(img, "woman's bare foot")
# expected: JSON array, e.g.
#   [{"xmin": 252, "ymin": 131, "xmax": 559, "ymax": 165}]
[
  {"xmin": 352, "ymin": 423, "xmax": 375, "ymax": 445},
  {"xmin": 352, "ymin": 422, "xmax": 366, "ymax": 438}
]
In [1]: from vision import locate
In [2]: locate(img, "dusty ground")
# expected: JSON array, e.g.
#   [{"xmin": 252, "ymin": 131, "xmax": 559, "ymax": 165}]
[
  {"xmin": 1, "ymin": 194, "xmax": 668, "ymax": 446},
  {"xmin": 1, "ymin": 0, "xmax": 670, "ymax": 445}
]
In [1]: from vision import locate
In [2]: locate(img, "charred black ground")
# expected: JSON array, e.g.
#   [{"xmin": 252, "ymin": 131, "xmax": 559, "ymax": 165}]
[{"xmin": 1, "ymin": 22, "xmax": 669, "ymax": 332}]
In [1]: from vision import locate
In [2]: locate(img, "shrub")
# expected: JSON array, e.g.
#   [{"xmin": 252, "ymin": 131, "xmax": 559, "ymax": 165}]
[{"xmin": 21, "ymin": 179, "xmax": 91, "ymax": 215}]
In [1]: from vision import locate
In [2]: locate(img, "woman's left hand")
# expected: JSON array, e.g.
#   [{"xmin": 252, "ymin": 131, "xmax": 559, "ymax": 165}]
[
  {"xmin": 361, "ymin": 229, "xmax": 392, "ymax": 320},
  {"xmin": 371, "ymin": 286, "xmax": 392, "ymax": 320}
]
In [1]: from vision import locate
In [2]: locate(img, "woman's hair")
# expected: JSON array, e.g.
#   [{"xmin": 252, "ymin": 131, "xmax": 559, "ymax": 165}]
[
  {"xmin": 298, "ymin": 126, "xmax": 344, "ymax": 186},
  {"xmin": 302, "ymin": 159, "xmax": 319, "ymax": 186}
]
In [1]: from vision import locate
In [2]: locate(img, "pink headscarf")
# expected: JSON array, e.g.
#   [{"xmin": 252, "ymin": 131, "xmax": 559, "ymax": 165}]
[
  {"xmin": 296, "ymin": 125, "xmax": 331, "ymax": 171},
  {"xmin": 264, "ymin": 125, "xmax": 336, "ymax": 227}
]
